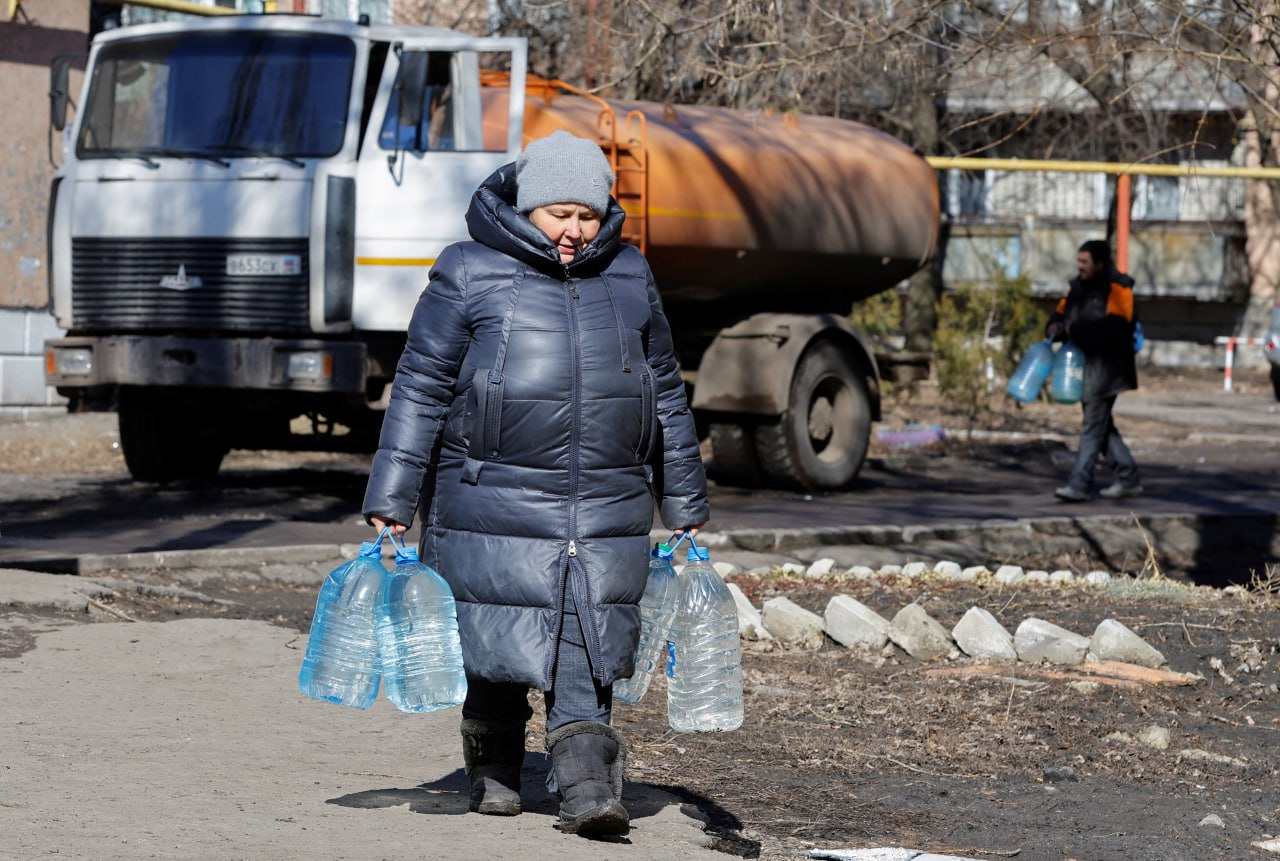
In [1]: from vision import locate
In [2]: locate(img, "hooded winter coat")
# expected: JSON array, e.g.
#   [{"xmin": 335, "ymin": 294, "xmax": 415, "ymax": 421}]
[
  {"xmin": 1047, "ymin": 270, "xmax": 1139, "ymax": 401},
  {"xmin": 362, "ymin": 164, "xmax": 709, "ymax": 691}
]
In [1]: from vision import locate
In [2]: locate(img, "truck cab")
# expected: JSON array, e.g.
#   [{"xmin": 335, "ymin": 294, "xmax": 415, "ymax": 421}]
[{"xmin": 47, "ymin": 17, "xmax": 527, "ymax": 481}]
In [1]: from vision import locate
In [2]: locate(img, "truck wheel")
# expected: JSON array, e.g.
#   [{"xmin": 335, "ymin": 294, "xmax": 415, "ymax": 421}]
[
  {"xmin": 118, "ymin": 388, "xmax": 227, "ymax": 483},
  {"xmin": 708, "ymin": 422, "xmax": 762, "ymax": 486},
  {"xmin": 754, "ymin": 341, "xmax": 871, "ymax": 491}
]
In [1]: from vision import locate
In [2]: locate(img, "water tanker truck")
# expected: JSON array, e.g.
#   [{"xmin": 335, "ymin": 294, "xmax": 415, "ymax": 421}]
[{"xmin": 44, "ymin": 16, "xmax": 940, "ymax": 490}]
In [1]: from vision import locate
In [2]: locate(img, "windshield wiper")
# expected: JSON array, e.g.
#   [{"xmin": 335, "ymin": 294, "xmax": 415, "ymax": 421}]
[
  {"xmin": 138, "ymin": 148, "xmax": 232, "ymax": 168},
  {"xmin": 206, "ymin": 145, "xmax": 305, "ymax": 167}
]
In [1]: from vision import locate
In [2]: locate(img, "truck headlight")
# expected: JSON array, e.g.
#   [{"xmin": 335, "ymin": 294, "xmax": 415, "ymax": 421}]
[
  {"xmin": 286, "ymin": 351, "xmax": 333, "ymax": 381},
  {"xmin": 47, "ymin": 346, "xmax": 93, "ymax": 377}
]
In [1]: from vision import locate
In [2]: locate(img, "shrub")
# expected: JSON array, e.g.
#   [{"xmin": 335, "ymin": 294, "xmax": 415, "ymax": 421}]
[{"xmin": 934, "ymin": 275, "xmax": 1047, "ymax": 421}]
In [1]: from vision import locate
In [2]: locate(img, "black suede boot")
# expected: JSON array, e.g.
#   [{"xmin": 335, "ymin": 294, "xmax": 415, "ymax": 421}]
[
  {"xmin": 460, "ymin": 717, "xmax": 526, "ymax": 815},
  {"xmin": 545, "ymin": 721, "xmax": 629, "ymax": 836}
]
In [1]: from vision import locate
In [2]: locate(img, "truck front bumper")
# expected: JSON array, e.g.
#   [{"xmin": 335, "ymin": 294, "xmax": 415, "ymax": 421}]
[{"xmin": 44, "ymin": 335, "xmax": 368, "ymax": 394}]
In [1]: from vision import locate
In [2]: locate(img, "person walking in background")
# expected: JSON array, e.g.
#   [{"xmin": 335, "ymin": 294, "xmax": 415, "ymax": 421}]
[
  {"xmin": 362, "ymin": 130, "xmax": 708, "ymax": 837},
  {"xmin": 1048, "ymin": 239, "xmax": 1142, "ymax": 502}
]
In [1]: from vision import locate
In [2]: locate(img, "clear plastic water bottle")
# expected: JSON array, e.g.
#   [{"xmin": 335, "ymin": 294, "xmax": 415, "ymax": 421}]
[
  {"xmin": 614, "ymin": 539, "xmax": 682, "ymax": 704},
  {"xmin": 1050, "ymin": 341, "xmax": 1085, "ymax": 404},
  {"xmin": 376, "ymin": 543, "xmax": 467, "ymax": 713},
  {"xmin": 1007, "ymin": 339, "xmax": 1054, "ymax": 403},
  {"xmin": 666, "ymin": 539, "xmax": 744, "ymax": 732},
  {"xmin": 299, "ymin": 538, "xmax": 387, "ymax": 709}
]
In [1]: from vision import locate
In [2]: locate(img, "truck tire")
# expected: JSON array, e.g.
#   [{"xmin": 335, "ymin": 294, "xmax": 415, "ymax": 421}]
[
  {"xmin": 708, "ymin": 422, "xmax": 762, "ymax": 487},
  {"xmin": 118, "ymin": 387, "xmax": 227, "ymax": 483},
  {"xmin": 753, "ymin": 340, "xmax": 871, "ymax": 491}
]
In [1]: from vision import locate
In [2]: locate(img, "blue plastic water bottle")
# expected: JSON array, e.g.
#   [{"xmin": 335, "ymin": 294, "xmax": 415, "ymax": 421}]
[
  {"xmin": 376, "ymin": 539, "xmax": 467, "ymax": 713},
  {"xmin": 666, "ymin": 536, "xmax": 744, "ymax": 732},
  {"xmin": 1007, "ymin": 340, "xmax": 1054, "ymax": 403},
  {"xmin": 614, "ymin": 536, "xmax": 684, "ymax": 704},
  {"xmin": 299, "ymin": 535, "xmax": 388, "ymax": 709},
  {"xmin": 1050, "ymin": 341, "xmax": 1085, "ymax": 404}
]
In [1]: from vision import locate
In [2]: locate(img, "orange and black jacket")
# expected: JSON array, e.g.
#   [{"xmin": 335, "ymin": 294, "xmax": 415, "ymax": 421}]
[{"xmin": 1046, "ymin": 270, "xmax": 1138, "ymax": 401}]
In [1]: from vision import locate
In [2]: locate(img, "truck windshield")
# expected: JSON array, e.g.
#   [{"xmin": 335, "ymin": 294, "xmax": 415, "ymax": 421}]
[{"xmin": 77, "ymin": 32, "xmax": 355, "ymax": 160}]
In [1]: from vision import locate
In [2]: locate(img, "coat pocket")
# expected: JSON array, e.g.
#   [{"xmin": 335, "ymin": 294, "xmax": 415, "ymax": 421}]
[
  {"xmin": 635, "ymin": 365, "xmax": 657, "ymax": 463},
  {"xmin": 467, "ymin": 367, "xmax": 505, "ymax": 461}
]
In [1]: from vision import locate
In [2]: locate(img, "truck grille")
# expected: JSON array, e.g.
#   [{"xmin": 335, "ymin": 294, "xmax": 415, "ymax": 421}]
[{"xmin": 71, "ymin": 238, "xmax": 311, "ymax": 332}]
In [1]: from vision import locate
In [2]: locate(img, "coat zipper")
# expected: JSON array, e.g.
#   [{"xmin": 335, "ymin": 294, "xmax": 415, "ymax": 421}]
[{"xmin": 561, "ymin": 276, "xmax": 606, "ymax": 683}]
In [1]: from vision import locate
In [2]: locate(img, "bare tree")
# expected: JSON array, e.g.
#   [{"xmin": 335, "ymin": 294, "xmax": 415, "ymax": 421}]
[{"xmin": 416, "ymin": 0, "xmax": 1280, "ymax": 341}]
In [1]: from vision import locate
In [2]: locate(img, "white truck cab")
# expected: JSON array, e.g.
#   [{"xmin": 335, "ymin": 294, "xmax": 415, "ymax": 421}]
[{"xmin": 46, "ymin": 17, "xmax": 528, "ymax": 481}]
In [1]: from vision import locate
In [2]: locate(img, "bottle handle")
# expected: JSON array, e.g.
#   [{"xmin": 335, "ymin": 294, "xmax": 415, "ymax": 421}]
[
  {"xmin": 386, "ymin": 530, "xmax": 418, "ymax": 564},
  {"xmin": 359, "ymin": 525, "xmax": 392, "ymax": 559},
  {"xmin": 657, "ymin": 530, "xmax": 690, "ymax": 559}
]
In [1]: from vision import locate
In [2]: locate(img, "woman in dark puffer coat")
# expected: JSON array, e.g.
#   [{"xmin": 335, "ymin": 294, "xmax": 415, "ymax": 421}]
[{"xmin": 362, "ymin": 131, "xmax": 709, "ymax": 837}]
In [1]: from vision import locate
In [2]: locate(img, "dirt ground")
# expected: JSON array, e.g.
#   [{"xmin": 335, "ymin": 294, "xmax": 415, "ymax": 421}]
[
  {"xmin": 4, "ymin": 366, "xmax": 1279, "ymax": 859},
  {"xmin": 15, "ymin": 564, "xmax": 1278, "ymax": 860}
]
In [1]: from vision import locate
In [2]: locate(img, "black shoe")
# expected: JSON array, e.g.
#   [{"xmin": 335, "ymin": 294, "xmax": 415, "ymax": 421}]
[
  {"xmin": 1054, "ymin": 485, "xmax": 1089, "ymax": 502},
  {"xmin": 546, "ymin": 722, "xmax": 630, "ymax": 837},
  {"xmin": 460, "ymin": 718, "xmax": 526, "ymax": 816},
  {"xmin": 1100, "ymin": 482, "xmax": 1143, "ymax": 499}
]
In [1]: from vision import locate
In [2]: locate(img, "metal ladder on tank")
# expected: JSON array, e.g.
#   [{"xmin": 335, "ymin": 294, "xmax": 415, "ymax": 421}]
[{"xmin": 597, "ymin": 109, "xmax": 649, "ymax": 254}]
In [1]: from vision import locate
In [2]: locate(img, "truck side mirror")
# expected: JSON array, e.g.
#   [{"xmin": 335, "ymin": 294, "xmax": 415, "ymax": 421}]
[{"xmin": 50, "ymin": 59, "xmax": 70, "ymax": 132}]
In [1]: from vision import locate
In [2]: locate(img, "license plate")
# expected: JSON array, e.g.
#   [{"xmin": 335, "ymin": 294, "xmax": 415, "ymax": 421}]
[{"xmin": 225, "ymin": 254, "xmax": 301, "ymax": 276}]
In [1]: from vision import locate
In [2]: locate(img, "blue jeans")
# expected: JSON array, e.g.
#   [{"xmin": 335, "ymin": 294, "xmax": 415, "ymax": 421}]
[
  {"xmin": 1068, "ymin": 395, "xmax": 1140, "ymax": 492},
  {"xmin": 461, "ymin": 577, "xmax": 612, "ymax": 733}
]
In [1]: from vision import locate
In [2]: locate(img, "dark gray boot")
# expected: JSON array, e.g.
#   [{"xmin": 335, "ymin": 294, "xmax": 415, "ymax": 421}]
[
  {"xmin": 545, "ymin": 721, "xmax": 629, "ymax": 837},
  {"xmin": 460, "ymin": 717, "xmax": 525, "ymax": 816}
]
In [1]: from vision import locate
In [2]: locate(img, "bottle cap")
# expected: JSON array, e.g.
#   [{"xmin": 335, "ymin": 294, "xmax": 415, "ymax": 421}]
[
  {"xmin": 655, "ymin": 542, "xmax": 674, "ymax": 559},
  {"xmin": 686, "ymin": 546, "xmax": 710, "ymax": 562},
  {"xmin": 359, "ymin": 540, "xmax": 383, "ymax": 558},
  {"xmin": 396, "ymin": 546, "xmax": 420, "ymax": 564}
]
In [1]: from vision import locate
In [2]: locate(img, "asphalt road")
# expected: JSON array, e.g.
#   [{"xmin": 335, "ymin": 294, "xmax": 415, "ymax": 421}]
[{"xmin": 0, "ymin": 382, "xmax": 1276, "ymax": 576}]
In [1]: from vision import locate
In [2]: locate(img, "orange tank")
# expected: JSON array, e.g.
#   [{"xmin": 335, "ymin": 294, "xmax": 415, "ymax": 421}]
[{"xmin": 483, "ymin": 78, "xmax": 939, "ymax": 330}]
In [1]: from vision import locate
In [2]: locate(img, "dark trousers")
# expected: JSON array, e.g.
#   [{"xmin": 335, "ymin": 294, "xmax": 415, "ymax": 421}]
[
  {"xmin": 1068, "ymin": 395, "xmax": 1140, "ymax": 492},
  {"xmin": 461, "ymin": 579, "xmax": 612, "ymax": 733}
]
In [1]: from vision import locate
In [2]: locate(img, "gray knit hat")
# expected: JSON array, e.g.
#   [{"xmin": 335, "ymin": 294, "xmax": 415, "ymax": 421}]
[{"xmin": 515, "ymin": 130, "xmax": 614, "ymax": 215}]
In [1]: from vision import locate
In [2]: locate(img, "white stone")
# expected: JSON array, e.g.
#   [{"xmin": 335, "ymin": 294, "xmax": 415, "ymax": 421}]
[
  {"xmin": 726, "ymin": 583, "xmax": 774, "ymax": 641},
  {"xmin": 951, "ymin": 607, "xmax": 1017, "ymax": 661},
  {"xmin": 887, "ymin": 604, "xmax": 953, "ymax": 661},
  {"xmin": 1069, "ymin": 681, "xmax": 1101, "ymax": 695},
  {"xmin": 933, "ymin": 561, "xmax": 962, "ymax": 578},
  {"xmin": 994, "ymin": 565, "xmax": 1025, "ymax": 585},
  {"xmin": 850, "ymin": 566, "xmax": 877, "ymax": 580},
  {"xmin": 1091, "ymin": 619, "xmax": 1168, "ymax": 668},
  {"xmin": 1199, "ymin": 814, "xmax": 1226, "ymax": 829},
  {"xmin": 805, "ymin": 557, "xmax": 836, "ymax": 578},
  {"xmin": 713, "ymin": 560, "xmax": 740, "ymax": 578},
  {"xmin": 1253, "ymin": 838, "xmax": 1280, "ymax": 853},
  {"xmin": 1014, "ymin": 618, "xmax": 1091, "ymax": 665},
  {"xmin": 958, "ymin": 565, "xmax": 988, "ymax": 581},
  {"xmin": 779, "ymin": 562, "xmax": 807, "ymax": 576},
  {"xmin": 901, "ymin": 561, "xmax": 929, "ymax": 578},
  {"xmin": 1084, "ymin": 570, "xmax": 1112, "ymax": 586},
  {"xmin": 1025, "ymin": 569, "xmax": 1050, "ymax": 584},
  {"xmin": 824, "ymin": 595, "xmax": 891, "ymax": 650},
  {"xmin": 1049, "ymin": 569, "xmax": 1076, "ymax": 584},
  {"xmin": 761, "ymin": 597, "xmax": 826, "ymax": 649},
  {"xmin": 1138, "ymin": 725, "xmax": 1171, "ymax": 750},
  {"xmin": 878, "ymin": 564, "xmax": 903, "ymax": 577}
]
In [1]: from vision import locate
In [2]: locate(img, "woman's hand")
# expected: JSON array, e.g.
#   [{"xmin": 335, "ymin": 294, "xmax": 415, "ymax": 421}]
[
  {"xmin": 370, "ymin": 516, "xmax": 408, "ymax": 536},
  {"xmin": 672, "ymin": 522, "xmax": 706, "ymax": 539}
]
